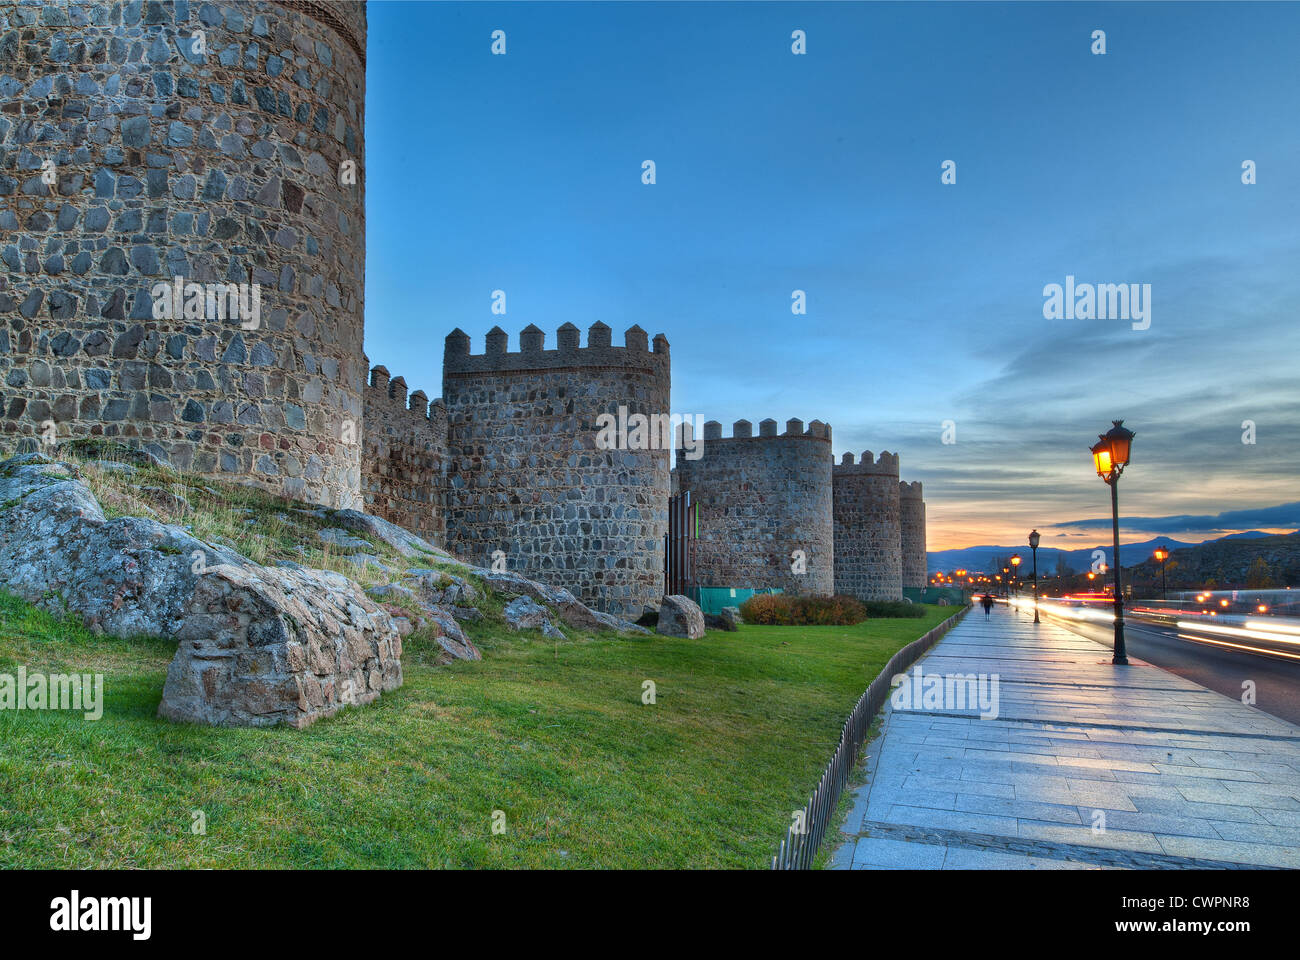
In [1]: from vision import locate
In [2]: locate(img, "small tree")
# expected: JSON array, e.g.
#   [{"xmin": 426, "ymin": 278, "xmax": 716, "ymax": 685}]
[
  {"xmin": 1054, "ymin": 554, "xmax": 1073, "ymax": 579},
  {"xmin": 1245, "ymin": 557, "xmax": 1275, "ymax": 589}
]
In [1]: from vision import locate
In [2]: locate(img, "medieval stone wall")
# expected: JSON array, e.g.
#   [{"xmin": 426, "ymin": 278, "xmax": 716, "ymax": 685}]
[
  {"xmin": 0, "ymin": 0, "xmax": 932, "ymax": 616},
  {"xmin": 900, "ymin": 480, "xmax": 927, "ymax": 588},
  {"xmin": 833, "ymin": 450, "xmax": 902, "ymax": 600},
  {"xmin": 0, "ymin": 0, "xmax": 367, "ymax": 507},
  {"xmin": 441, "ymin": 322, "xmax": 671, "ymax": 617},
  {"xmin": 675, "ymin": 417, "xmax": 834, "ymax": 596},
  {"xmin": 361, "ymin": 363, "xmax": 446, "ymax": 543}
]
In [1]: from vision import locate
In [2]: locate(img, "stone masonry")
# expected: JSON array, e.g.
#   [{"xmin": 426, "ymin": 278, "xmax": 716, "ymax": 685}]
[
  {"xmin": 0, "ymin": 0, "xmax": 368, "ymax": 507},
  {"xmin": 833, "ymin": 450, "xmax": 902, "ymax": 601},
  {"xmin": 361, "ymin": 362, "xmax": 446, "ymax": 543},
  {"xmin": 675, "ymin": 417, "xmax": 834, "ymax": 597},
  {"xmin": 900, "ymin": 480, "xmax": 927, "ymax": 589},
  {"xmin": 441, "ymin": 322, "xmax": 672, "ymax": 618}
]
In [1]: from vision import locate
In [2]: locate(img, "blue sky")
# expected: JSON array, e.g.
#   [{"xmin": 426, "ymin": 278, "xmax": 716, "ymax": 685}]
[{"xmin": 363, "ymin": 1, "xmax": 1300, "ymax": 550}]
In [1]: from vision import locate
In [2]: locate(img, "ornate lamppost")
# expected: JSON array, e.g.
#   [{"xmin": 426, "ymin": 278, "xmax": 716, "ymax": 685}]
[
  {"xmin": 1028, "ymin": 529, "xmax": 1041, "ymax": 623},
  {"xmin": 1090, "ymin": 420, "xmax": 1135, "ymax": 665},
  {"xmin": 1010, "ymin": 555, "xmax": 1022, "ymax": 598},
  {"xmin": 1153, "ymin": 547, "xmax": 1168, "ymax": 601}
]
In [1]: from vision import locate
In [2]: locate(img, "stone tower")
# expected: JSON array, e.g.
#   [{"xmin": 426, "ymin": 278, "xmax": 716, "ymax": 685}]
[
  {"xmin": 441, "ymin": 323, "xmax": 671, "ymax": 617},
  {"xmin": 0, "ymin": 0, "xmax": 367, "ymax": 507},
  {"xmin": 832, "ymin": 450, "xmax": 902, "ymax": 601},
  {"xmin": 899, "ymin": 480, "xmax": 927, "ymax": 589},
  {"xmin": 675, "ymin": 417, "xmax": 834, "ymax": 597}
]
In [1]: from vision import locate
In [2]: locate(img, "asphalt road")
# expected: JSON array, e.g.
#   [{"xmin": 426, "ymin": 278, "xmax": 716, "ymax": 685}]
[{"xmin": 1012, "ymin": 605, "xmax": 1300, "ymax": 727}]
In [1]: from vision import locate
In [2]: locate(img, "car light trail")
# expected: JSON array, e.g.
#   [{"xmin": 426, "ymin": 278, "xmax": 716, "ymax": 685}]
[
  {"xmin": 1175, "ymin": 620, "xmax": 1300, "ymax": 647},
  {"xmin": 1245, "ymin": 619, "xmax": 1300, "ymax": 636},
  {"xmin": 1176, "ymin": 633, "xmax": 1300, "ymax": 663}
]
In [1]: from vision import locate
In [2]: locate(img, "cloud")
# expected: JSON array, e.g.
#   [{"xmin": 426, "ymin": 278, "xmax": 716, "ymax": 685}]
[{"xmin": 1051, "ymin": 502, "xmax": 1300, "ymax": 535}]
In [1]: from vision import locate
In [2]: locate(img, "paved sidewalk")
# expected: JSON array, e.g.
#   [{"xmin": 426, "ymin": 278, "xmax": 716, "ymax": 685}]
[{"xmin": 830, "ymin": 606, "xmax": 1300, "ymax": 869}]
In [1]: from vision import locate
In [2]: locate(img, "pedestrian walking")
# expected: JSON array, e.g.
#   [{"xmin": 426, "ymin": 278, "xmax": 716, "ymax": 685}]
[{"xmin": 981, "ymin": 593, "xmax": 994, "ymax": 619}]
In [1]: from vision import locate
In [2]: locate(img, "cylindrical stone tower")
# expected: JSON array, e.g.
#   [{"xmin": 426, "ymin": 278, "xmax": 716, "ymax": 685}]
[
  {"xmin": 441, "ymin": 323, "xmax": 671, "ymax": 617},
  {"xmin": 900, "ymin": 480, "xmax": 927, "ymax": 589},
  {"xmin": 0, "ymin": 0, "xmax": 367, "ymax": 508},
  {"xmin": 833, "ymin": 450, "xmax": 902, "ymax": 600},
  {"xmin": 675, "ymin": 417, "xmax": 834, "ymax": 597}
]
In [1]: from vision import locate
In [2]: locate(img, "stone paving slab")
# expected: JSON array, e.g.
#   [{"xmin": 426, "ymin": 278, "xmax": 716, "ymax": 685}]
[{"xmin": 832, "ymin": 607, "xmax": 1300, "ymax": 869}]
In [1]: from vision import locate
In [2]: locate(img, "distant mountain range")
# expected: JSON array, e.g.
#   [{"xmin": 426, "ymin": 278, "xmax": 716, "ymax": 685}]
[
  {"xmin": 1127, "ymin": 531, "xmax": 1300, "ymax": 588},
  {"xmin": 928, "ymin": 531, "xmax": 1284, "ymax": 576}
]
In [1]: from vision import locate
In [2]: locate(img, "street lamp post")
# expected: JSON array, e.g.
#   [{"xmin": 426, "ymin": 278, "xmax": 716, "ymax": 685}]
[
  {"xmin": 1010, "ymin": 555, "xmax": 1022, "ymax": 599},
  {"xmin": 1029, "ymin": 529, "xmax": 1041, "ymax": 623},
  {"xmin": 1090, "ymin": 420, "xmax": 1135, "ymax": 666},
  {"xmin": 1153, "ymin": 547, "xmax": 1168, "ymax": 602}
]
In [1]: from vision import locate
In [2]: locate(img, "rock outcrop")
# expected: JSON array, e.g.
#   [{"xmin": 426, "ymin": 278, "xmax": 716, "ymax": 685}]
[
  {"xmin": 478, "ymin": 569, "xmax": 650, "ymax": 635},
  {"xmin": 502, "ymin": 596, "xmax": 565, "ymax": 638},
  {"xmin": 657, "ymin": 595, "xmax": 707, "ymax": 639},
  {"xmin": 0, "ymin": 454, "xmax": 248, "ymax": 638},
  {"xmin": 0, "ymin": 455, "xmax": 403, "ymax": 729},
  {"xmin": 0, "ymin": 453, "xmax": 651, "ymax": 729},
  {"xmin": 332, "ymin": 509, "xmax": 458, "ymax": 562},
  {"xmin": 162, "ymin": 564, "xmax": 402, "ymax": 729}
]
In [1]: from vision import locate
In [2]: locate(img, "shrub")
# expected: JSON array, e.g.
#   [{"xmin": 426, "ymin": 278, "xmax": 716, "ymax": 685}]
[
  {"xmin": 860, "ymin": 600, "xmax": 925, "ymax": 619},
  {"xmin": 738, "ymin": 593, "xmax": 791, "ymax": 625},
  {"xmin": 738, "ymin": 593, "xmax": 869, "ymax": 626}
]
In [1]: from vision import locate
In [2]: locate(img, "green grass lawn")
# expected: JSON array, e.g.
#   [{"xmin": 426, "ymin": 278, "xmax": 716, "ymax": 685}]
[{"xmin": 0, "ymin": 592, "xmax": 955, "ymax": 869}]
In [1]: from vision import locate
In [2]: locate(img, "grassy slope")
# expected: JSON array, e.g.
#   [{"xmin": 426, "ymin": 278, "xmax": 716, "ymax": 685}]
[
  {"xmin": 0, "ymin": 598, "xmax": 953, "ymax": 869},
  {"xmin": 0, "ymin": 443, "xmax": 955, "ymax": 868}
]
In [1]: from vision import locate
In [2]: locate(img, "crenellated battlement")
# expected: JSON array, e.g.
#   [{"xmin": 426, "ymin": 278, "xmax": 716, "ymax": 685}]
[
  {"xmin": 900, "ymin": 480, "xmax": 924, "ymax": 500},
  {"xmin": 443, "ymin": 323, "xmax": 670, "ymax": 377},
  {"xmin": 367, "ymin": 365, "xmax": 446, "ymax": 428},
  {"xmin": 694, "ymin": 417, "xmax": 832, "ymax": 442},
  {"xmin": 835, "ymin": 450, "xmax": 900, "ymax": 476}
]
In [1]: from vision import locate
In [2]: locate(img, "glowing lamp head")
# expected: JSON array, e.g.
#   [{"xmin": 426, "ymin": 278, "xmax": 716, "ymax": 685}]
[
  {"xmin": 1010, "ymin": 555, "xmax": 1022, "ymax": 569},
  {"xmin": 1091, "ymin": 420, "xmax": 1135, "ymax": 480},
  {"xmin": 1153, "ymin": 548, "xmax": 1168, "ymax": 562},
  {"xmin": 1090, "ymin": 439, "xmax": 1113, "ymax": 478}
]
